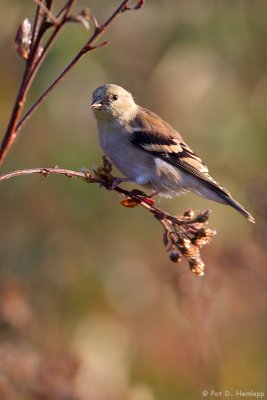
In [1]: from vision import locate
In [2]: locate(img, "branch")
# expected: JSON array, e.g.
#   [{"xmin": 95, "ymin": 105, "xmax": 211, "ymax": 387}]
[
  {"xmin": 0, "ymin": 1, "xmax": 62, "ymax": 165},
  {"xmin": 0, "ymin": 0, "xmax": 145, "ymax": 166},
  {"xmin": 0, "ymin": 158, "xmax": 216, "ymax": 277},
  {"xmin": 0, "ymin": 1, "xmax": 217, "ymax": 277},
  {"xmin": 33, "ymin": 0, "xmax": 58, "ymax": 26}
]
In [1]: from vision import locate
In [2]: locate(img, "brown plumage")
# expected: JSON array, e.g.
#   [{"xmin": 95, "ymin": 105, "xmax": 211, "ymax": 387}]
[{"xmin": 91, "ymin": 84, "xmax": 255, "ymax": 223}]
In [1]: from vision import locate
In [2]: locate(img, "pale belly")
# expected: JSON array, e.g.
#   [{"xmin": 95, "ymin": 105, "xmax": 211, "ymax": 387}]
[{"xmin": 98, "ymin": 127, "xmax": 204, "ymax": 198}]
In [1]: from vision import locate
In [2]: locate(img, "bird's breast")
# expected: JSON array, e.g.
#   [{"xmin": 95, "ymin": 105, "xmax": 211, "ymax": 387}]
[{"xmin": 98, "ymin": 125, "xmax": 155, "ymax": 185}]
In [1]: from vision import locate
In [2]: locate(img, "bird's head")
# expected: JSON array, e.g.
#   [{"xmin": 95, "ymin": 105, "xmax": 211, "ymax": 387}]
[{"xmin": 91, "ymin": 84, "xmax": 138, "ymax": 123}]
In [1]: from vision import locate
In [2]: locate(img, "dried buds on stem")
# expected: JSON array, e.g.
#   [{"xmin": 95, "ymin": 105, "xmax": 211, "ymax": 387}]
[{"xmin": 0, "ymin": 157, "xmax": 216, "ymax": 277}]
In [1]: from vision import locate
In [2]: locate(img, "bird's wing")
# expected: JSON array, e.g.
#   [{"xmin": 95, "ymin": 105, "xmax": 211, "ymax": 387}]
[{"xmin": 131, "ymin": 107, "xmax": 230, "ymax": 196}]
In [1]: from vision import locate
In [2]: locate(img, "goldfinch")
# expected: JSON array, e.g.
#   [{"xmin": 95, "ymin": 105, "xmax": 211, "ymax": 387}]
[{"xmin": 91, "ymin": 84, "xmax": 254, "ymax": 223}]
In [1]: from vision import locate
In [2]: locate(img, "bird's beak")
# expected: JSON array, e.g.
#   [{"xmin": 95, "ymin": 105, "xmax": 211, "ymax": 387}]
[{"xmin": 91, "ymin": 99, "xmax": 104, "ymax": 110}]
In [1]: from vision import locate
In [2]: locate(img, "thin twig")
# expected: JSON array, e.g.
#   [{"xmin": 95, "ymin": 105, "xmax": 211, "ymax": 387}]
[
  {"xmin": 0, "ymin": 166, "xmax": 178, "ymax": 223},
  {"xmin": 0, "ymin": 166, "xmax": 193, "ymax": 227},
  {"xmin": 15, "ymin": 0, "xmax": 136, "ymax": 135},
  {"xmin": 0, "ymin": 4, "xmax": 45, "ymax": 165},
  {"xmin": 30, "ymin": 1, "xmax": 43, "ymax": 46},
  {"xmin": 0, "ymin": 164, "xmax": 215, "ymax": 277},
  {"xmin": 26, "ymin": 1, "xmax": 79, "ymax": 88},
  {"xmin": 64, "ymin": 0, "xmax": 78, "ymax": 20},
  {"xmin": 0, "ymin": 0, "xmax": 144, "ymax": 166},
  {"xmin": 33, "ymin": 0, "xmax": 58, "ymax": 26}
]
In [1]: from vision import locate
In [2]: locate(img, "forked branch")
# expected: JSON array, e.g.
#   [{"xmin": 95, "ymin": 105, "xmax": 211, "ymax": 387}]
[
  {"xmin": 0, "ymin": 0, "xmax": 144, "ymax": 165},
  {"xmin": 0, "ymin": 1, "xmax": 217, "ymax": 276}
]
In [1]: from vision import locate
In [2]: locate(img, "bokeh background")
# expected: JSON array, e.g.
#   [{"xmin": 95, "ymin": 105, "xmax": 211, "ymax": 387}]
[{"xmin": 0, "ymin": 1, "xmax": 266, "ymax": 399}]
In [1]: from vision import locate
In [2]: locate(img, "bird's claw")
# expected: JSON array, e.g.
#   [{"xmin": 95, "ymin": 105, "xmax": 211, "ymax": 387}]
[
  {"xmin": 129, "ymin": 189, "xmax": 155, "ymax": 205},
  {"xmin": 108, "ymin": 177, "xmax": 128, "ymax": 190}
]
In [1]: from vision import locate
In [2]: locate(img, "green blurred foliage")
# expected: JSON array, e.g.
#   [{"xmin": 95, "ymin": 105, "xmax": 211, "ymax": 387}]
[{"xmin": 0, "ymin": 1, "xmax": 266, "ymax": 399}]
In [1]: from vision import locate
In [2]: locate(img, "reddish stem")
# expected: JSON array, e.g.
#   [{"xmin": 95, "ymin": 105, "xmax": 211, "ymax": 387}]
[
  {"xmin": 0, "ymin": 0, "xmax": 142, "ymax": 166},
  {"xmin": 15, "ymin": 0, "xmax": 130, "ymax": 135}
]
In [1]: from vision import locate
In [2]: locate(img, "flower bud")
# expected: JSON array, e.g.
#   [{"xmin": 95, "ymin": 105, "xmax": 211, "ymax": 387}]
[{"xmin": 15, "ymin": 18, "xmax": 32, "ymax": 60}]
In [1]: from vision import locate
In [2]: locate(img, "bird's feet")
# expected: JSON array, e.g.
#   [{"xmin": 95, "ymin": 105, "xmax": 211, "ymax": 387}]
[
  {"xmin": 129, "ymin": 189, "xmax": 156, "ymax": 205},
  {"xmin": 108, "ymin": 176, "xmax": 131, "ymax": 190}
]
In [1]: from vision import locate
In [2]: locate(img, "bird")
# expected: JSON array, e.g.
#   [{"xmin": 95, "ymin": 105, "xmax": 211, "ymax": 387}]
[{"xmin": 91, "ymin": 83, "xmax": 255, "ymax": 223}]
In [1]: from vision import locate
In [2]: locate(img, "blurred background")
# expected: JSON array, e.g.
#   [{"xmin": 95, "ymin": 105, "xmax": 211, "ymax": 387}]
[{"xmin": 0, "ymin": 1, "xmax": 266, "ymax": 399}]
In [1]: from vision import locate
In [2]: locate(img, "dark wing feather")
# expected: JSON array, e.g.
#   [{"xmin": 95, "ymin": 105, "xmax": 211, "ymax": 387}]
[{"xmin": 131, "ymin": 107, "xmax": 230, "ymax": 197}]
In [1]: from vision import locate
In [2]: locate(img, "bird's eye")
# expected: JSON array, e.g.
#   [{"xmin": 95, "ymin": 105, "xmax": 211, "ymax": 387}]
[{"xmin": 112, "ymin": 94, "xmax": 118, "ymax": 101}]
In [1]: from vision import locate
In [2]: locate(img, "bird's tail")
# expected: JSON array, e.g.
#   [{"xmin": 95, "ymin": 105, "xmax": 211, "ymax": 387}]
[
  {"xmin": 208, "ymin": 182, "xmax": 255, "ymax": 223},
  {"xmin": 224, "ymin": 195, "xmax": 255, "ymax": 223},
  {"xmin": 201, "ymin": 178, "xmax": 255, "ymax": 223}
]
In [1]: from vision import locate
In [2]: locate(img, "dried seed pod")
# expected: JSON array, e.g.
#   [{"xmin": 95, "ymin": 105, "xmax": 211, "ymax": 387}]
[
  {"xmin": 194, "ymin": 228, "xmax": 217, "ymax": 246},
  {"xmin": 163, "ymin": 231, "xmax": 169, "ymax": 247},
  {"xmin": 196, "ymin": 209, "xmax": 211, "ymax": 223},
  {"xmin": 188, "ymin": 256, "xmax": 205, "ymax": 277},
  {"xmin": 169, "ymin": 250, "xmax": 182, "ymax": 263},
  {"xmin": 102, "ymin": 155, "xmax": 113, "ymax": 174},
  {"xmin": 15, "ymin": 18, "xmax": 32, "ymax": 60},
  {"xmin": 183, "ymin": 208, "xmax": 194, "ymax": 219}
]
